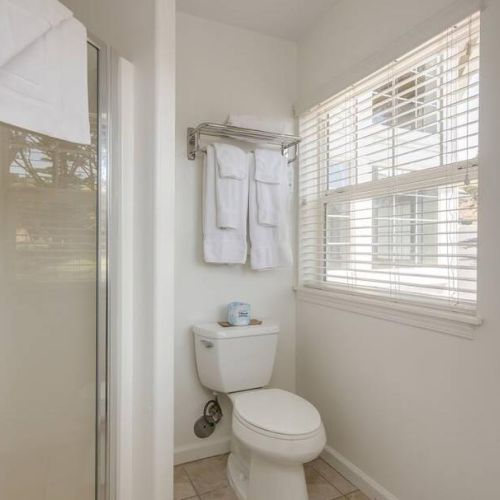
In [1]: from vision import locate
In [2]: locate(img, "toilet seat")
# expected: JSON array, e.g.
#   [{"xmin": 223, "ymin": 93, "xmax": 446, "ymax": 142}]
[
  {"xmin": 229, "ymin": 388, "xmax": 322, "ymax": 440},
  {"xmin": 230, "ymin": 389, "xmax": 326, "ymax": 465}
]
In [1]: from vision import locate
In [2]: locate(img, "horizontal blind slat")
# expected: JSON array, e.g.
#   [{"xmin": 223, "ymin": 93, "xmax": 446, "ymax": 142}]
[{"xmin": 300, "ymin": 60, "xmax": 480, "ymax": 135}]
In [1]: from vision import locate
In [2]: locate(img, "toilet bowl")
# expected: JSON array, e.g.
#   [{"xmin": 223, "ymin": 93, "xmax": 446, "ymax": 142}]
[
  {"xmin": 193, "ymin": 321, "xmax": 326, "ymax": 500},
  {"xmin": 227, "ymin": 388, "xmax": 326, "ymax": 500}
]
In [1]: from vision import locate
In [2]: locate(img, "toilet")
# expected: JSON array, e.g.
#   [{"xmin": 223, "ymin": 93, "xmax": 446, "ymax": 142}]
[{"xmin": 193, "ymin": 320, "xmax": 326, "ymax": 500}]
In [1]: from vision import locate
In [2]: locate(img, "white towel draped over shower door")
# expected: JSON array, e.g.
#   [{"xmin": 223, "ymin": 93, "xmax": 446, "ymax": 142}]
[{"xmin": 0, "ymin": 0, "xmax": 90, "ymax": 144}]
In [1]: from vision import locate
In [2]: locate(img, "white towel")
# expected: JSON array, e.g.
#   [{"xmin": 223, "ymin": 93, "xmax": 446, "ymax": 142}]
[
  {"xmin": 249, "ymin": 153, "xmax": 293, "ymax": 271},
  {"xmin": 213, "ymin": 143, "xmax": 248, "ymax": 229},
  {"xmin": 226, "ymin": 114, "xmax": 287, "ymax": 135},
  {"xmin": 203, "ymin": 145, "xmax": 248, "ymax": 264},
  {"xmin": 0, "ymin": 0, "xmax": 90, "ymax": 144},
  {"xmin": 254, "ymin": 148, "xmax": 285, "ymax": 227}
]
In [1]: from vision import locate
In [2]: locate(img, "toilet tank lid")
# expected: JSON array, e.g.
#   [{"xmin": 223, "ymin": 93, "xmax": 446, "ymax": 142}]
[{"xmin": 193, "ymin": 320, "xmax": 279, "ymax": 339}]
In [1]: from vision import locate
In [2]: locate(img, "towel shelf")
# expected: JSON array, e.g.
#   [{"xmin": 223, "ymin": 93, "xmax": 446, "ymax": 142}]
[{"xmin": 187, "ymin": 122, "xmax": 301, "ymax": 163}]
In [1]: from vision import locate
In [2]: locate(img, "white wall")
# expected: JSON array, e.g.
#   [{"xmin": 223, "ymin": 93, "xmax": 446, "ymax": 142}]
[
  {"xmin": 153, "ymin": 1, "xmax": 176, "ymax": 498},
  {"xmin": 296, "ymin": 1, "xmax": 500, "ymax": 499},
  {"xmin": 175, "ymin": 12, "xmax": 297, "ymax": 462}
]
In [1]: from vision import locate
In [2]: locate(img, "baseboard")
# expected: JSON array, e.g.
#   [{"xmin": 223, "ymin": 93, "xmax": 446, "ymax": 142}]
[
  {"xmin": 174, "ymin": 437, "xmax": 231, "ymax": 465},
  {"xmin": 321, "ymin": 445, "xmax": 399, "ymax": 500}
]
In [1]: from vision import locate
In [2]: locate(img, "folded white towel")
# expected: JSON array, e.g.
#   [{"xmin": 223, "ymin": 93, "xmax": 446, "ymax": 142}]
[
  {"xmin": 254, "ymin": 148, "xmax": 285, "ymax": 227},
  {"xmin": 213, "ymin": 143, "xmax": 248, "ymax": 230},
  {"xmin": 0, "ymin": 0, "xmax": 90, "ymax": 144},
  {"xmin": 204, "ymin": 145, "xmax": 248, "ymax": 264},
  {"xmin": 213, "ymin": 142, "xmax": 247, "ymax": 179},
  {"xmin": 249, "ymin": 153, "xmax": 292, "ymax": 271},
  {"xmin": 226, "ymin": 114, "xmax": 287, "ymax": 135}
]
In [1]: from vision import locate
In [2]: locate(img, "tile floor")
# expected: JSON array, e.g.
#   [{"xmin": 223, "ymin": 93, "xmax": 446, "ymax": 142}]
[{"xmin": 174, "ymin": 454, "xmax": 371, "ymax": 500}]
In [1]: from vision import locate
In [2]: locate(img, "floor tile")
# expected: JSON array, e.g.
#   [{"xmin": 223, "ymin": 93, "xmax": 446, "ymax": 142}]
[
  {"xmin": 179, "ymin": 454, "xmax": 369, "ymax": 500},
  {"xmin": 174, "ymin": 465, "xmax": 197, "ymax": 500},
  {"xmin": 199, "ymin": 486, "xmax": 238, "ymax": 500},
  {"xmin": 346, "ymin": 490, "xmax": 371, "ymax": 500},
  {"xmin": 305, "ymin": 464, "xmax": 343, "ymax": 500},
  {"xmin": 309, "ymin": 458, "xmax": 357, "ymax": 495},
  {"xmin": 184, "ymin": 454, "xmax": 229, "ymax": 495}
]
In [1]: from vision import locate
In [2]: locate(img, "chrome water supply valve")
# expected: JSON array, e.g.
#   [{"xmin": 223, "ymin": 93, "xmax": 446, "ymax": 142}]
[{"xmin": 193, "ymin": 397, "xmax": 223, "ymax": 438}]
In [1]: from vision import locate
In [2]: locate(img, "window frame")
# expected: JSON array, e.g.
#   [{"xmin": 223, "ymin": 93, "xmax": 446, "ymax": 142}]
[{"xmin": 297, "ymin": 14, "xmax": 482, "ymax": 336}]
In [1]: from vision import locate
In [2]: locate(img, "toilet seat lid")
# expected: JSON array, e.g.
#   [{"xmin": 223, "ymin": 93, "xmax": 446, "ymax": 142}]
[{"xmin": 232, "ymin": 389, "xmax": 322, "ymax": 436}]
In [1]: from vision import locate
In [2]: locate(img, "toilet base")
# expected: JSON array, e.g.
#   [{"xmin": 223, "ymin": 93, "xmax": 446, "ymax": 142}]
[
  {"xmin": 227, "ymin": 452, "xmax": 247, "ymax": 500},
  {"xmin": 248, "ymin": 454, "xmax": 308, "ymax": 500},
  {"xmin": 227, "ymin": 449, "xmax": 308, "ymax": 500}
]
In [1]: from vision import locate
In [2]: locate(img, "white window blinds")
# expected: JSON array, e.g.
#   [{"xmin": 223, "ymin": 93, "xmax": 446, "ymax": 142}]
[{"xmin": 298, "ymin": 13, "xmax": 480, "ymax": 314}]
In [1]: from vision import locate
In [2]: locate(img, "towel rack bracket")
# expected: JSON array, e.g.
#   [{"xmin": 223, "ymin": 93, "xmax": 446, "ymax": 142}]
[{"xmin": 187, "ymin": 127, "xmax": 198, "ymax": 160}]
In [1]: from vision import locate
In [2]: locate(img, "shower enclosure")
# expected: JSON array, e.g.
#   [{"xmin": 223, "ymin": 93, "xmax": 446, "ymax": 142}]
[{"xmin": 0, "ymin": 40, "xmax": 109, "ymax": 500}]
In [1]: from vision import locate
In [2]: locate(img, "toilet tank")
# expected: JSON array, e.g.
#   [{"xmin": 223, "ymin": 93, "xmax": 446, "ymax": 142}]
[{"xmin": 193, "ymin": 320, "xmax": 279, "ymax": 393}]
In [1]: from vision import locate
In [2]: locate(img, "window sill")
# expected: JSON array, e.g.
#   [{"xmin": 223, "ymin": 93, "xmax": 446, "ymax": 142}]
[{"xmin": 295, "ymin": 286, "xmax": 482, "ymax": 339}]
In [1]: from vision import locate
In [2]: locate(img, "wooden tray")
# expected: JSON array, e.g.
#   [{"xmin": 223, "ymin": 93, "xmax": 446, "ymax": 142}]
[{"xmin": 218, "ymin": 319, "xmax": 263, "ymax": 328}]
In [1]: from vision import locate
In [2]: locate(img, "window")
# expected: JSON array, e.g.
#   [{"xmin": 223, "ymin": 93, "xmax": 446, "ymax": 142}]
[
  {"xmin": 299, "ymin": 13, "xmax": 480, "ymax": 315},
  {"xmin": 372, "ymin": 190, "xmax": 439, "ymax": 267}
]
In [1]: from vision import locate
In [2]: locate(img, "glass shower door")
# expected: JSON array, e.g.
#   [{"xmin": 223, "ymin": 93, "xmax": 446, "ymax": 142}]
[{"xmin": 0, "ymin": 42, "xmax": 106, "ymax": 500}]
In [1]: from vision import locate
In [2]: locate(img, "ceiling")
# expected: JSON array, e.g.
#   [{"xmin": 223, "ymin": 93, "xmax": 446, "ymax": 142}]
[{"xmin": 176, "ymin": 0, "xmax": 336, "ymax": 41}]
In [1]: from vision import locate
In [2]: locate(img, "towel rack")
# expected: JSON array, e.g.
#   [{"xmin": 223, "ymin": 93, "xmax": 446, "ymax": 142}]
[{"xmin": 187, "ymin": 122, "xmax": 301, "ymax": 164}]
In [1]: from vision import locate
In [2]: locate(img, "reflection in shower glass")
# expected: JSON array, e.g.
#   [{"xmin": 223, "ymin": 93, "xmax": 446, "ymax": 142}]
[{"xmin": 0, "ymin": 44, "xmax": 99, "ymax": 500}]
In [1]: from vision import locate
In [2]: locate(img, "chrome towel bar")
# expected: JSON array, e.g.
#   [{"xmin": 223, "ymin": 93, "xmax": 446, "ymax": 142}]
[{"xmin": 187, "ymin": 122, "xmax": 301, "ymax": 164}]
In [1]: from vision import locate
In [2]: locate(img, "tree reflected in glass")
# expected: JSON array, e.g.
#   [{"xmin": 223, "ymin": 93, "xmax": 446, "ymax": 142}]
[{"xmin": 1, "ymin": 115, "xmax": 97, "ymax": 283}]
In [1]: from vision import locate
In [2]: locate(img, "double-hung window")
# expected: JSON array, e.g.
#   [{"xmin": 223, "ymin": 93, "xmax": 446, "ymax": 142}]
[{"xmin": 298, "ymin": 13, "xmax": 480, "ymax": 317}]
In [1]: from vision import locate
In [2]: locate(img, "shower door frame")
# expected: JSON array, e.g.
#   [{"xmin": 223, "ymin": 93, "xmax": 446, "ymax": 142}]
[{"xmin": 88, "ymin": 35, "xmax": 111, "ymax": 500}]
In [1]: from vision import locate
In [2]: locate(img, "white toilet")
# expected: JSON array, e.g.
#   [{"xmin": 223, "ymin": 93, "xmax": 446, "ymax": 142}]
[{"xmin": 193, "ymin": 320, "xmax": 326, "ymax": 500}]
